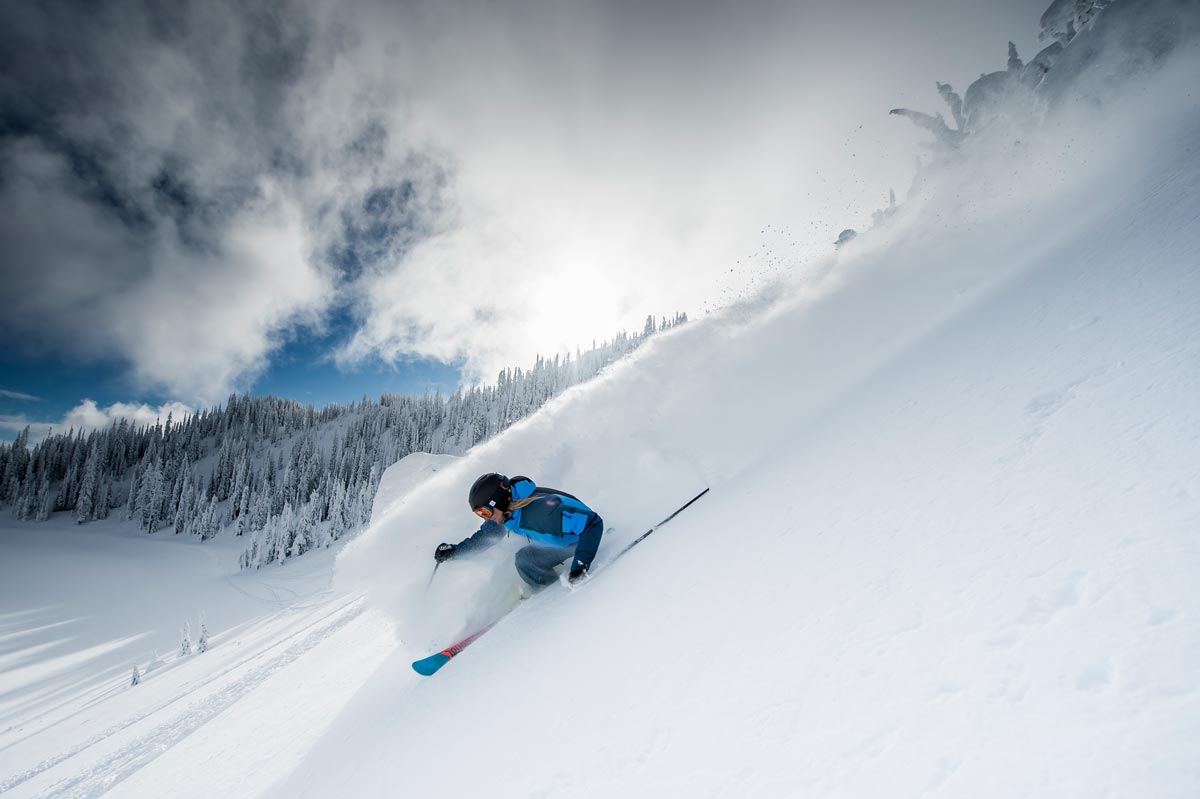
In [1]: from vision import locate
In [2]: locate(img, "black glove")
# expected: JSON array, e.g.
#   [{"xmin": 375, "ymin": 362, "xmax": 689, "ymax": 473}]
[
  {"xmin": 434, "ymin": 543, "xmax": 455, "ymax": 563},
  {"xmin": 568, "ymin": 564, "xmax": 588, "ymax": 584}
]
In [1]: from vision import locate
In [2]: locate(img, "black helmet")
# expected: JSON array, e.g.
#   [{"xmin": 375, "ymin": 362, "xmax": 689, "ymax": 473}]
[{"xmin": 469, "ymin": 472, "xmax": 511, "ymax": 512}]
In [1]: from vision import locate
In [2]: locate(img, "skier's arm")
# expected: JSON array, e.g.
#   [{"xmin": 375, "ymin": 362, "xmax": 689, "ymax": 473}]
[{"xmin": 452, "ymin": 519, "xmax": 508, "ymax": 555}]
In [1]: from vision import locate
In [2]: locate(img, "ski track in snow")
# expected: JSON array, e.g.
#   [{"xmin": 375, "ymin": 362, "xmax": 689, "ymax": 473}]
[{"xmin": 0, "ymin": 596, "xmax": 365, "ymax": 799}]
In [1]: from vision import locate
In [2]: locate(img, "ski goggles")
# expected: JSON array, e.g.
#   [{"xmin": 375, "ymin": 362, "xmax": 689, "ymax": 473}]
[{"xmin": 473, "ymin": 506, "xmax": 497, "ymax": 521}]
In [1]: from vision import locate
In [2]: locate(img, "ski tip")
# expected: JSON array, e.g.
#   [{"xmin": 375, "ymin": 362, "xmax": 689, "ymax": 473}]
[{"xmin": 412, "ymin": 652, "xmax": 451, "ymax": 676}]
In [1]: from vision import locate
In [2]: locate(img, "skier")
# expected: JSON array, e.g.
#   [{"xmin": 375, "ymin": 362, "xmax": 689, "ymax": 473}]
[{"xmin": 433, "ymin": 473, "xmax": 604, "ymax": 587}]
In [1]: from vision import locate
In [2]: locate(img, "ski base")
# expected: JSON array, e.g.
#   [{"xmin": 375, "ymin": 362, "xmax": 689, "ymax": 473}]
[{"xmin": 411, "ymin": 651, "xmax": 452, "ymax": 676}]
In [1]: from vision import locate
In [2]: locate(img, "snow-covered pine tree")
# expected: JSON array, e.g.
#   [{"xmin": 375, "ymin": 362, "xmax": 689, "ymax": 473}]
[
  {"xmin": 56, "ymin": 458, "xmax": 79, "ymax": 514},
  {"xmin": 75, "ymin": 443, "xmax": 100, "ymax": 524},
  {"xmin": 274, "ymin": 502, "xmax": 294, "ymax": 565},
  {"xmin": 35, "ymin": 477, "xmax": 51, "ymax": 521},
  {"xmin": 95, "ymin": 479, "xmax": 111, "ymax": 520},
  {"xmin": 0, "ymin": 427, "xmax": 29, "ymax": 504},
  {"xmin": 197, "ymin": 617, "xmax": 209, "ymax": 653},
  {"xmin": 130, "ymin": 665, "xmax": 141, "ymax": 686},
  {"xmin": 328, "ymin": 480, "xmax": 348, "ymax": 539},
  {"xmin": 290, "ymin": 515, "xmax": 307, "ymax": 560},
  {"xmin": 180, "ymin": 622, "xmax": 192, "ymax": 656},
  {"xmin": 1007, "ymin": 41, "xmax": 1024, "ymax": 71},
  {"xmin": 137, "ymin": 462, "xmax": 162, "ymax": 533},
  {"xmin": 12, "ymin": 480, "xmax": 31, "ymax": 521},
  {"xmin": 126, "ymin": 464, "xmax": 141, "ymax": 521},
  {"xmin": 174, "ymin": 474, "xmax": 193, "ymax": 535},
  {"xmin": 198, "ymin": 495, "xmax": 220, "ymax": 541},
  {"xmin": 235, "ymin": 485, "xmax": 250, "ymax": 536}
]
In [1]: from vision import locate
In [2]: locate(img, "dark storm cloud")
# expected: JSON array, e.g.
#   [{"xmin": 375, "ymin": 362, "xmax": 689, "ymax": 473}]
[
  {"xmin": 0, "ymin": 0, "xmax": 448, "ymax": 400},
  {"xmin": 1, "ymin": 0, "xmax": 310, "ymax": 226}
]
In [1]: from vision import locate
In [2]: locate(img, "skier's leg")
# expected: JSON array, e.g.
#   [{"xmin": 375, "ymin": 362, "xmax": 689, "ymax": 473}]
[
  {"xmin": 570, "ymin": 515, "xmax": 604, "ymax": 573},
  {"xmin": 514, "ymin": 544, "xmax": 572, "ymax": 586}
]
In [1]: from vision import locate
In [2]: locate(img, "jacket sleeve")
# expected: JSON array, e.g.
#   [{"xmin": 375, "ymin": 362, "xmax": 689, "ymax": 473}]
[
  {"xmin": 453, "ymin": 519, "xmax": 508, "ymax": 555},
  {"xmin": 570, "ymin": 513, "xmax": 605, "ymax": 572}
]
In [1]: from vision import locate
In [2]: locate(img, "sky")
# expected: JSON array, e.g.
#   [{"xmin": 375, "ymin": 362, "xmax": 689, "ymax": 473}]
[{"xmin": 0, "ymin": 0, "xmax": 1050, "ymax": 441}]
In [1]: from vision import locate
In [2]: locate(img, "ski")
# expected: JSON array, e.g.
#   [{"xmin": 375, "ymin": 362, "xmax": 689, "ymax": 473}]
[
  {"xmin": 411, "ymin": 487, "xmax": 708, "ymax": 676},
  {"xmin": 411, "ymin": 624, "xmax": 496, "ymax": 675}
]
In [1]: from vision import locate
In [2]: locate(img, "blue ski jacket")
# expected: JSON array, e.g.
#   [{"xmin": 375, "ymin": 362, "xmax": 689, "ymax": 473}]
[{"xmin": 454, "ymin": 477, "xmax": 601, "ymax": 556}]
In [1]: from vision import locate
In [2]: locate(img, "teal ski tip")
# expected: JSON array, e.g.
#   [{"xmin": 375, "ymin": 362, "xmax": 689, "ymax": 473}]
[
  {"xmin": 412, "ymin": 652, "xmax": 451, "ymax": 676},
  {"xmin": 412, "ymin": 624, "xmax": 496, "ymax": 677}
]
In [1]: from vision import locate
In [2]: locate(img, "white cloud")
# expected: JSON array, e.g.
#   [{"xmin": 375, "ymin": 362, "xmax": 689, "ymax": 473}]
[
  {"xmin": 0, "ymin": 128, "xmax": 333, "ymax": 405},
  {"xmin": 0, "ymin": 415, "xmax": 46, "ymax": 438},
  {"xmin": 0, "ymin": 389, "xmax": 39, "ymax": 401},
  {"xmin": 329, "ymin": 0, "xmax": 1051, "ymax": 381},
  {"xmin": 61, "ymin": 399, "xmax": 196, "ymax": 432},
  {"xmin": 1, "ymin": 0, "xmax": 1051, "ymax": 394},
  {"xmin": 117, "ymin": 183, "xmax": 329, "ymax": 399},
  {"xmin": 0, "ymin": 399, "xmax": 196, "ymax": 445},
  {"xmin": 0, "ymin": 3, "xmax": 338, "ymax": 404}
]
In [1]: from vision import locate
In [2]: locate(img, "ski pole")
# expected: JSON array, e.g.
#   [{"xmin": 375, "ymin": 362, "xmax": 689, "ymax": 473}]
[
  {"xmin": 611, "ymin": 487, "xmax": 709, "ymax": 560},
  {"xmin": 426, "ymin": 562, "xmax": 440, "ymax": 589}
]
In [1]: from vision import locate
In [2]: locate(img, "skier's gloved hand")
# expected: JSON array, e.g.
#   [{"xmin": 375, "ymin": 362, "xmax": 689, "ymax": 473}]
[
  {"xmin": 568, "ymin": 564, "xmax": 588, "ymax": 584},
  {"xmin": 434, "ymin": 543, "xmax": 456, "ymax": 563}
]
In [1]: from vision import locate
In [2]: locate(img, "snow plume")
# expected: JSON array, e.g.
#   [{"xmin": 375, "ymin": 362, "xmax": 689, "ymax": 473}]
[
  {"xmin": 338, "ymin": 389, "xmax": 709, "ymax": 650},
  {"xmin": 338, "ymin": 2, "xmax": 1200, "ymax": 652}
]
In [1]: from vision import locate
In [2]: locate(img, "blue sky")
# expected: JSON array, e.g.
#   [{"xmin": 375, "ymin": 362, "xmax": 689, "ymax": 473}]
[
  {"xmin": 0, "ymin": 0, "xmax": 1051, "ymax": 443},
  {"xmin": 0, "ymin": 339, "xmax": 463, "ymax": 443}
]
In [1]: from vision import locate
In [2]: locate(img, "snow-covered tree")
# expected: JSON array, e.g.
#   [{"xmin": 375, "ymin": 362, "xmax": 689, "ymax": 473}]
[
  {"xmin": 75, "ymin": 444, "xmax": 100, "ymax": 523},
  {"xmin": 197, "ymin": 617, "xmax": 210, "ymax": 653},
  {"xmin": 95, "ymin": 480, "xmax": 111, "ymax": 520},
  {"xmin": 235, "ymin": 485, "xmax": 250, "ymax": 536},
  {"xmin": 0, "ymin": 317, "xmax": 686, "ymax": 570},
  {"xmin": 130, "ymin": 665, "xmax": 141, "ymax": 686},
  {"xmin": 137, "ymin": 462, "xmax": 163, "ymax": 533},
  {"xmin": 275, "ymin": 502, "xmax": 294, "ymax": 565},
  {"xmin": 1007, "ymin": 41, "xmax": 1024, "ymax": 72},
  {"xmin": 180, "ymin": 622, "xmax": 193, "ymax": 657},
  {"xmin": 937, "ymin": 82, "xmax": 964, "ymax": 130},
  {"xmin": 290, "ymin": 516, "xmax": 308, "ymax": 560},
  {"xmin": 35, "ymin": 477, "xmax": 51, "ymax": 521}
]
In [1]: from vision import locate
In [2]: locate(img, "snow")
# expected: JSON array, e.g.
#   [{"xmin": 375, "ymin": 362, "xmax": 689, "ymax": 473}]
[
  {"xmin": 0, "ymin": 453, "xmax": 462, "ymax": 798},
  {"xmin": 0, "ymin": 520, "xmax": 359, "ymax": 797},
  {"xmin": 3, "ymin": 16, "xmax": 1200, "ymax": 799},
  {"xmin": 293, "ymin": 42, "xmax": 1200, "ymax": 798}
]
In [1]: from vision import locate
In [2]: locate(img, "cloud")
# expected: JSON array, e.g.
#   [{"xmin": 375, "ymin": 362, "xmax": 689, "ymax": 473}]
[
  {"xmin": 0, "ymin": 399, "xmax": 195, "ymax": 445},
  {"xmin": 0, "ymin": 389, "xmax": 39, "ymax": 401},
  {"xmin": 61, "ymin": 399, "xmax": 196, "ymax": 432},
  {"xmin": 0, "ymin": 415, "xmax": 44, "ymax": 438},
  {"xmin": 1, "ymin": 0, "xmax": 1052, "ymax": 394},
  {"xmin": 330, "ymin": 0, "xmax": 1054, "ymax": 381},
  {"xmin": 0, "ymin": 0, "xmax": 426, "ymax": 402}
]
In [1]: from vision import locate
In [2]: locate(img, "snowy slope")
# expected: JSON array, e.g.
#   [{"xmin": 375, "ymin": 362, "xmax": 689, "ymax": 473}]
[
  {"xmin": 3, "ymin": 12, "xmax": 1198, "ymax": 799},
  {"xmin": 272, "ymin": 44, "xmax": 1200, "ymax": 799},
  {"xmin": 0, "ymin": 454, "xmax": 457, "ymax": 799}
]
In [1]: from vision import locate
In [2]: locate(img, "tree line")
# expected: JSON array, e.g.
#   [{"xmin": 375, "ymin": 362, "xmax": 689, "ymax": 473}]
[{"xmin": 0, "ymin": 314, "xmax": 686, "ymax": 569}]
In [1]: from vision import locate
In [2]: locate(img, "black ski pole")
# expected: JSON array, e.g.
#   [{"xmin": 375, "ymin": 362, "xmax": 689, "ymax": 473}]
[{"xmin": 612, "ymin": 487, "xmax": 709, "ymax": 560}]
